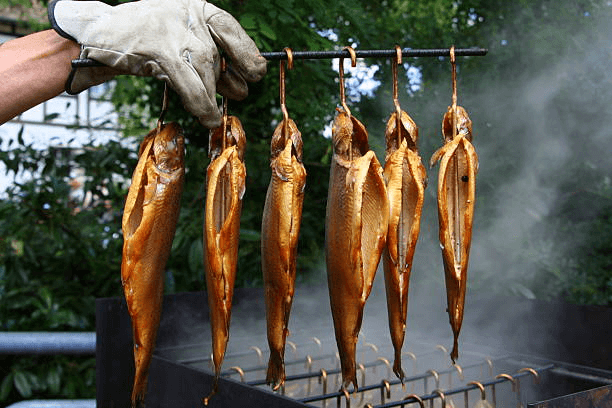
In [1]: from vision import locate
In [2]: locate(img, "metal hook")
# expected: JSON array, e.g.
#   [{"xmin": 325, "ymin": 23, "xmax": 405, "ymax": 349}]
[
  {"xmin": 249, "ymin": 346, "xmax": 263, "ymax": 365},
  {"xmin": 312, "ymin": 336, "xmax": 322, "ymax": 350},
  {"xmin": 279, "ymin": 47, "xmax": 294, "ymax": 139},
  {"xmin": 433, "ymin": 389, "xmax": 447, "ymax": 408},
  {"xmin": 156, "ymin": 82, "xmax": 169, "ymax": 134},
  {"xmin": 337, "ymin": 388, "xmax": 350, "ymax": 408},
  {"xmin": 518, "ymin": 367, "xmax": 540, "ymax": 385},
  {"xmin": 287, "ymin": 340, "xmax": 297, "ymax": 357},
  {"xmin": 377, "ymin": 357, "xmax": 392, "ymax": 379},
  {"xmin": 484, "ymin": 358, "xmax": 494, "ymax": 378},
  {"xmin": 319, "ymin": 369, "xmax": 328, "ymax": 408},
  {"xmin": 305, "ymin": 355, "xmax": 313, "ymax": 395},
  {"xmin": 392, "ymin": 44, "xmax": 403, "ymax": 145},
  {"xmin": 338, "ymin": 46, "xmax": 357, "ymax": 118},
  {"xmin": 358, "ymin": 364, "xmax": 366, "ymax": 404},
  {"xmin": 401, "ymin": 393, "xmax": 425, "ymax": 408},
  {"xmin": 435, "ymin": 345, "xmax": 448, "ymax": 355},
  {"xmin": 495, "ymin": 373, "xmax": 517, "ymax": 392},
  {"xmin": 427, "ymin": 369, "xmax": 440, "ymax": 389},
  {"xmin": 453, "ymin": 364, "xmax": 464, "ymax": 381},
  {"xmin": 449, "ymin": 45, "xmax": 457, "ymax": 140},
  {"xmin": 468, "ymin": 381, "xmax": 486, "ymax": 401},
  {"xmin": 381, "ymin": 380, "xmax": 392, "ymax": 404},
  {"xmin": 229, "ymin": 366, "xmax": 245, "ymax": 382}
]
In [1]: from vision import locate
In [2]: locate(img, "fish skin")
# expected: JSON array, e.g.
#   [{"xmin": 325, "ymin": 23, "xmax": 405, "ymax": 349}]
[
  {"xmin": 261, "ymin": 118, "xmax": 306, "ymax": 390},
  {"xmin": 203, "ymin": 116, "xmax": 246, "ymax": 381},
  {"xmin": 121, "ymin": 122, "xmax": 185, "ymax": 407},
  {"xmin": 382, "ymin": 110, "xmax": 426, "ymax": 381},
  {"xmin": 326, "ymin": 109, "xmax": 389, "ymax": 390},
  {"xmin": 430, "ymin": 105, "xmax": 478, "ymax": 363}
]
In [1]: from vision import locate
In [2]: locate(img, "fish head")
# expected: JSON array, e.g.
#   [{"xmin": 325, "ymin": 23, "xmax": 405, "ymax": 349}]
[
  {"xmin": 385, "ymin": 110, "xmax": 418, "ymax": 156},
  {"xmin": 152, "ymin": 122, "xmax": 185, "ymax": 172},
  {"xmin": 442, "ymin": 105, "xmax": 473, "ymax": 142},
  {"xmin": 332, "ymin": 108, "xmax": 369, "ymax": 160},
  {"xmin": 271, "ymin": 118, "xmax": 303, "ymax": 162}
]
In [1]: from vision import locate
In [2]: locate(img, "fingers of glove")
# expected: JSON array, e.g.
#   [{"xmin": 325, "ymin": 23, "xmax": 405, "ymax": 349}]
[
  {"xmin": 168, "ymin": 62, "xmax": 222, "ymax": 128},
  {"xmin": 204, "ymin": 2, "xmax": 267, "ymax": 82},
  {"xmin": 216, "ymin": 65, "xmax": 249, "ymax": 101}
]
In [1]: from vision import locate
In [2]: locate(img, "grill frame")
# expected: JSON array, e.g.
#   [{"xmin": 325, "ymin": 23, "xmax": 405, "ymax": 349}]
[{"xmin": 96, "ymin": 289, "xmax": 612, "ymax": 408}]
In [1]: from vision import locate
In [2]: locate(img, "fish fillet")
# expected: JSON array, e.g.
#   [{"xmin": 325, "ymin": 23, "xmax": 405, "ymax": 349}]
[
  {"xmin": 203, "ymin": 116, "xmax": 246, "ymax": 384},
  {"xmin": 326, "ymin": 108, "xmax": 389, "ymax": 390},
  {"xmin": 430, "ymin": 105, "xmax": 478, "ymax": 362},
  {"xmin": 261, "ymin": 118, "xmax": 307, "ymax": 390},
  {"xmin": 382, "ymin": 110, "xmax": 426, "ymax": 381},
  {"xmin": 121, "ymin": 122, "xmax": 185, "ymax": 407}
]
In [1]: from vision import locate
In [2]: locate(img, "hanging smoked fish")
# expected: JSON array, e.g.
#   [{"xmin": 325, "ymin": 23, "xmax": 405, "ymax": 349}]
[
  {"xmin": 430, "ymin": 46, "xmax": 478, "ymax": 363},
  {"xmin": 262, "ymin": 49, "xmax": 307, "ymax": 390},
  {"xmin": 382, "ymin": 47, "xmax": 427, "ymax": 382},
  {"xmin": 121, "ymin": 86, "xmax": 185, "ymax": 407},
  {"xmin": 326, "ymin": 47, "xmax": 389, "ymax": 391},
  {"xmin": 202, "ymin": 94, "xmax": 246, "ymax": 402}
]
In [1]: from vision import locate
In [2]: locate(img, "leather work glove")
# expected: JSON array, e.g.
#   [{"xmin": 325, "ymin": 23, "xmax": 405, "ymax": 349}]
[{"xmin": 48, "ymin": 0, "xmax": 267, "ymax": 128}]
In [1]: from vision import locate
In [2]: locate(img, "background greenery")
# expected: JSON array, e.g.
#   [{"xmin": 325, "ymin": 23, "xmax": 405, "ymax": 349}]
[{"xmin": 1, "ymin": 0, "xmax": 611, "ymax": 404}]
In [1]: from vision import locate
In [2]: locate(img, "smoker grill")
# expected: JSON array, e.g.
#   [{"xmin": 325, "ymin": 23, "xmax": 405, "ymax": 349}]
[{"xmin": 96, "ymin": 286, "xmax": 612, "ymax": 408}]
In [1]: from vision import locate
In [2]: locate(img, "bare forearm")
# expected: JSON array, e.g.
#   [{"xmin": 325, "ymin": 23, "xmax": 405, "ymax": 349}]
[{"xmin": 0, "ymin": 30, "xmax": 80, "ymax": 125}]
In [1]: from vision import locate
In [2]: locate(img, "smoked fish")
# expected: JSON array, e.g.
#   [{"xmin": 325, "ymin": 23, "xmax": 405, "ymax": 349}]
[
  {"xmin": 261, "ymin": 118, "xmax": 307, "ymax": 390},
  {"xmin": 121, "ymin": 122, "xmax": 185, "ymax": 407},
  {"xmin": 382, "ymin": 110, "xmax": 426, "ymax": 381},
  {"xmin": 430, "ymin": 105, "xmax": 478, "ymax": 362},
  {"xmin": 203, "ymin": 116, "xmax": 246, "ymax": 385},
  {"xmin": 326, "ymin": 108, "xmax": 389, "ymax": 390}
]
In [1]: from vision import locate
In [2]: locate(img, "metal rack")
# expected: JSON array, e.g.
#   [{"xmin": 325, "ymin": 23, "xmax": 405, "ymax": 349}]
[{"xmin": 72, "ymin": 47, "xmax": 487, "ymax": 68}]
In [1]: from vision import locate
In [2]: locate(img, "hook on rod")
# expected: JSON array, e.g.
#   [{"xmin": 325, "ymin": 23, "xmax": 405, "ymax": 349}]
[
  {"xmin": 518, "ymin": 367, "xmax": 540, "ymax": 385},
  {"xmin": 338, "ymin": 45, "xmax": 357, "ymax": 117},
  {"xmin": 392, "ymin": 44, "xmax": 403, "ymax": 143},
  {"xmin": 467, "ymin": 381, "xmax": 487, "ymax": 401},
  {"xmin": 401, "ymin": 393, "xmax": 425, "ymax": 408},
  {"xmin": 432, "ymin": 389, "xmax": 447, "ymax": 408},
  {"xmin": 495, "ymin": 373, "xmax": 517, "ymax": 392},
  {"xmin": 280, "ymin": 47, "xmax": 294, "ymax": 127},
  {"xmin": 156, "ymin": 82, "xmax": 169, "ymax": 134},
  {"xmin": 449, "ymin": 45, "xmax": 458, "ymax": 139}
]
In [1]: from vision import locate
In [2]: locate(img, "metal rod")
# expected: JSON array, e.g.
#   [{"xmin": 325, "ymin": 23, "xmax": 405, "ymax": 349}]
[
  {"xmin": 0, "ymin": 332, "xmax": 95, "ymax": 355},
  {"xmin": 71, "ymin": 47, "xmax": 487, "ymax": 68}
]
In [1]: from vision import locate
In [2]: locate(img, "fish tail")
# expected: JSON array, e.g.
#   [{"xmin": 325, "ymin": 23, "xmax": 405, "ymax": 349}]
[
  {"xmin": 266, "ymin": 351, "xmax": 286, "ymax": 390},
  {"xmin": 450, "ymin": 335, "xmax": 459, "ymax": 363},
  {"xmin": 130, "ymin": 384, "xmax": 146, "ymax": 408},
  {"xmin": 202, "ymin": 376, "xmax": 219, "ymax": 406},
  {"xmin": 393, "ymin": 349, "xmax": 405, "ymax": 383}
]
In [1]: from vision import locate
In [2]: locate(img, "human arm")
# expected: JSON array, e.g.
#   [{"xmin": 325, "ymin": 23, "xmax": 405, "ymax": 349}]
[{"xmin": 0, "ymin": 30, "xmax": 80, "ymax": 125}]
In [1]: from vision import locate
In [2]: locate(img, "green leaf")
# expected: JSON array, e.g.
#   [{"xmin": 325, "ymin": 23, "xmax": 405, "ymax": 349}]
[
  {"xmin": 188, "ymin": 239, "xmax": 203, "ymax": 274},
  {"xmin": 47, "ymin": 367, "xmax": 61, "ymax": 394},
  {"xmin": 259, "ymin": 21, "xmax": 277, "ymax": 41},
  {"xmin": 13, "ymin": 371, "xmax": 32, "ymax": 398},
  {"xmin": 44, "ymin": 113, "xmax": 60, "ymax": 121},
  {"xmin": 239, "ymin": 13, "xmax": 257, "ymax": 30},
  {"xmin": 0, "ymin": 373, "xmax": 13, "ymax": 401}
]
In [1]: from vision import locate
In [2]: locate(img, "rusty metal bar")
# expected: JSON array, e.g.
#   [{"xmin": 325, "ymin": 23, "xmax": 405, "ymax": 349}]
[{"xmin": 71, "ymin": 47, "xmax": 487, "ymax": 68}]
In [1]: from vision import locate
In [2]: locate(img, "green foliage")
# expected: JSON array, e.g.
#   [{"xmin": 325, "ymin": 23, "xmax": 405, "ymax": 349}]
[{"xmin": 0, "ymin": 133, "xmax": 131, "ymax": 404}]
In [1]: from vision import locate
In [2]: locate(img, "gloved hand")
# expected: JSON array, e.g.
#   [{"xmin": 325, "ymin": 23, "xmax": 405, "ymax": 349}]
[{"xmin": 48, "ymin": 0, "xmax": 267, "ymax": 128}]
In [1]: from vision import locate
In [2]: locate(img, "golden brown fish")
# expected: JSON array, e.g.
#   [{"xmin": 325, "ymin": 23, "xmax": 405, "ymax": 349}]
[
  {"xmin": 203, "ymin": 116, "xmax": 246, "ymax": 387},
  {"xmin": 121, "ymin": 122, "xmax": 185, "ymax": 407},
  {"xmin": 430, "ymin": 105, "xmax": 478, "ymax": 363},
  {"xmin": 326, "ymin": 108, "xmax": 389, "ymax": 390},
  {"xmin": 261, "ymin": 118, "xmax": 306, "ymax": 390},
  {"xmin": 382, "ymin": 110, "xmax": 426, "ymax": 381}
]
